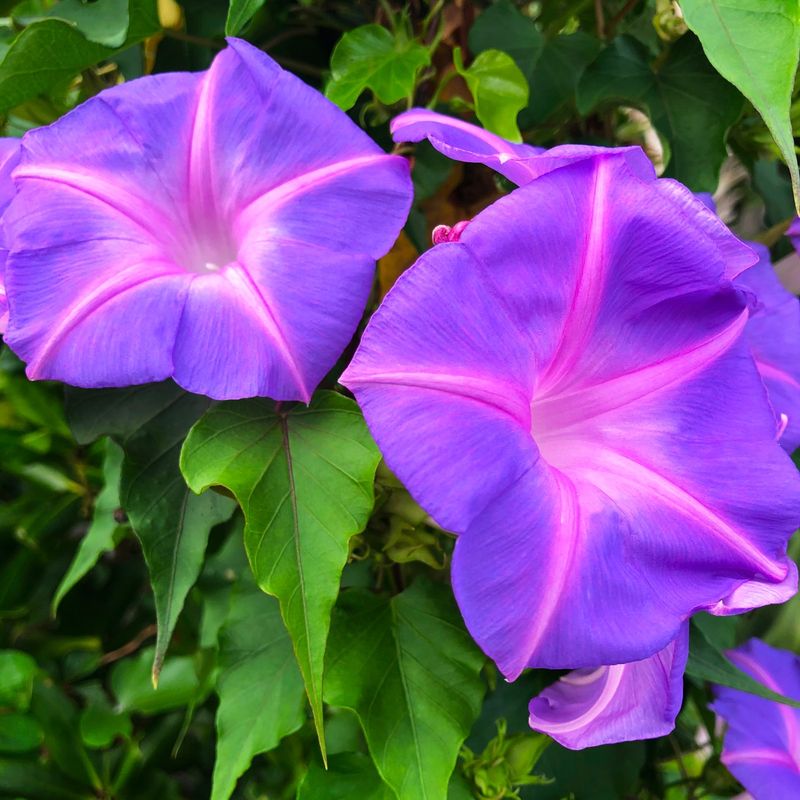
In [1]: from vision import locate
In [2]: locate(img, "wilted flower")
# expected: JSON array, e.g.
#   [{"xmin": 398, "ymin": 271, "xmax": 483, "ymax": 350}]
[
  {"xmin": 528, "ymin": 626, "xmax": 688, "ymax": 749},
  {"xmin": 342, "ymin": 150, "xmax": 800, "ymax": 678},
  {"xmin": 4, "ymin": 39, "xmax": 412, "ymax": 400},
  {"xmin": 0, "ymin": 138, "xmax": 21, "ymax": 331},
  {"xmin": 713, "ymin": 639, "xmax": 800, "ymax": 798}
]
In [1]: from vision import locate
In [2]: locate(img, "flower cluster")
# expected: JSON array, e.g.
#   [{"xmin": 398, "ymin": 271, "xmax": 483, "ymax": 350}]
[{"xmin": 2, "ymin": 41, "xmax": 800, "ymax": 774}]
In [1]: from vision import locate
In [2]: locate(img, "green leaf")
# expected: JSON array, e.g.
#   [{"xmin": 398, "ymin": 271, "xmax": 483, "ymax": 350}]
[
  {"xmin": 324, "ymin": 580, "xmax": 486, "ymax": 800},
  {"xmin": 225, "ymin": 0, "xmax": 264, "ymax": 36},
  {"xmin": 0, "ymin": 650, "xmax": 38, "ymax": 709},
  {"xmin": 30, "ymin": 680, "xmax": 100, "ymax": 789},
  {"xmin": 535, "ymin": 741, "xmax": 645, "ymax": 800},
  {"xmin": 79, "ymin": 702, "xmax": 131, "ymax": 749},
  {"xmin": 577, "ymin": 34, "xmax": 744, "ymax": 191},
  {"xmin": 454, "ymin": 47, "xmax": 529, "ymax": 142},
  {"xmin": 181, "ymin": 391, "xmax": 381, "ymax": 760},
  {"xmin": 66, "ymin": 383, "xmax": 235, "ymax": 683},
  {"xmin": 468, "ymin": 0, "xmax": 542, "ymax": 83},
  {"xmin": 0, "ymin": 0, "xmax": 160, "ymax": 112},
  {"xmin": 326, "ymin": 24, "xmax": 430, "ymax": 110},
  {"xmin": 680, "ymin": 0, "xmax": 800, "ymax": 211},
  {"xmin": 111, "ymin": 647, "xmax": 205, "ymax": 715},
  {"xmin": 297, "ymin": 753, "xmax": 393, "ymax": 800},
  {"xmin": 211, "ymin": 575, "xmax": 305, "ymax": 800},
  {"xmin": 52, "ymin": 439, "xmax": 125, "ymax": 615},
  {"xmin": 520, "ymin": 31, "xmax": 601, "ymax": 126},
  {"xmin": 0, "ymin": 758, "xmax": 91, "ymax": 800},
  {"xmin": 0, "ymin": 712, "xmax": 44, "ymax": 754},
  {"xmin": 47, "ymin": 0, "xmax": 130, "ymax": 48},
  {"xmin": 687, "ymin": 618, "xmax": 800, "ymax": 708}
]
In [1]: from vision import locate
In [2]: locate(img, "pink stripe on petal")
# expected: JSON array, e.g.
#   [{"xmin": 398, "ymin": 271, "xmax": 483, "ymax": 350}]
[
  {"xmin": 755, "ymin": 358, "xmax": 800, "ymax": 392},
  {"xmin": 13, "ymin": 165, "xmax": 174, "ymax": 246},
  {"xmin": 513, "ymin": 472, "xmax": 581, "ymax": 677},
  {"xmin": 343, "ymin": 369, "xmax": 531, "ymax": 427},
  {"xmin": 236, "ymin": 153, "xmax": 397, "ymax": 236},
  {"xmin": 186, "ymin": 67, "xmax": 221, "ymax": 231},
  {"xmin": 723, "ymin": 748, "xmax": 799, "ymax": 770},
  {"xmin": 534, "ymin": 310, "xmax": 748, "ymax": 434},
  {"xmin": 25, "ymin": 261, "xmax": 182, "ymax": 379},
  {"xmin": 536, "ymin": 157, "xmax": 611, "ymax": 392},
  {"xmin": 391, "ymin": 109, "xmax": 530, "ymax": 160},
  {"xmin": 584, "ymin": 448, "xmax": 786, "ymax": 580},
  {"xmin": 222, "ymin": 263, "xmax": 310, "ymax": 401},
  {"xmin": 531, "ymin": 666, "xmax": 625, "ymax": 734}
]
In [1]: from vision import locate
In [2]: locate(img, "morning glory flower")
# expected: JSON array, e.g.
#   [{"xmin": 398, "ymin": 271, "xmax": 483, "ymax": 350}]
[
  {"xmin": 0, "ymin": 138, "xmax": 21, "ymax": 331},
  {"xmin": 395, "ymin": 112, "xmax": 800, "ymax": 452},
  {"xmin": 528, "ymin": 626, "xmax": 688, "ymax": 749},
  {"xmin": 713, "ymin": 639, "xmax": 800, "ymax": 798},
  {"xmin": 3, "ymin": 38, "xmax": 412, "ymax": 400},
  {"xmin": 342, "ymin": 151, "xmax": 800, "ymax": 677}
]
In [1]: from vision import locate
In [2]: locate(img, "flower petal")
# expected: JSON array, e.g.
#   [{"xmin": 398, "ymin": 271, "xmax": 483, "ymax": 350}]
[
  {"xmin": 0, "ymin": 137, "xmax": 21, "ymax": 330},
  {"xmin": 713, "ymin": 640, "xmax": 800, "ymax": 797},
  {"xmin": 391, "ymin": 108, "xmax": 655, "ymax": 185},
  {"xmin": 342, "ymin": 243, "xmax": 537, "ymax": 531},
  {"xmin": 737, "ymin": 243, "xmax": 800, "ymax": 452},
  {"xmin": 390, "ymin": 108, "xmax": 543, "ymax": 184},
  {"xmin": 528, "ymin": 625, "xmax": 688, "ymax": 749}
]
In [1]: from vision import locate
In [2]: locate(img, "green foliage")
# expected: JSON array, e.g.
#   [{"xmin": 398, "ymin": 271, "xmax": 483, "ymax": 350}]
[
  {"xmin": 680, "ymin": 0, "xmax": 800, "ymax": 210},
  {"xmin": 578, "ymin": 34, "xmax": 744, "ymax": 191},
  {"xmin": 47, "ymin": 0, "xmax": 132, "ymax": 48},
  {"xmin": 225, "ymin": 0, "xmax": 265, "ymax": 36},
  {"xmin": 52, "ymin": 439, "xmax": 125, "ymax": 614},
  {"xmin": 212, "ymin": 574, "xmax": 305, "ymax": 800},
  {"xmin": 454, "ymin": 47, "xmax": 529, "ymax": 142},
  {"xmin": 0, "ymin": 0, "xmax": 160, "ymax": 112},
  {"xmin": 521, "ymin": 31, "xmax": 600, "ymax": 126},
  {"xmin": 687, "ymin": 616, "xmax": 800, "ymax": 708},
  {"xmin": 326, "ymin": 24, "xmax": 431, "ymax": 110},
  {"xmin": 180, "ymin": 392, "xmax": 381, "ymax": 759},
  {"xmin": 468, "ymin": 0, "xmax": 542, "ymax": 85},
  {"xmin": 66, "ymin": 382, "xmax": 236, "ymax": 682},
  {"xmin": 1, "ymin": 2, "xmax": 799, "ymax": 798},
  {"xmin": 325, "ymin": 581, "xmax": 485, "ymax": 800},
  {"xmin": 297, "ymin": 752, "xmax": 394, "ymax": 799}
]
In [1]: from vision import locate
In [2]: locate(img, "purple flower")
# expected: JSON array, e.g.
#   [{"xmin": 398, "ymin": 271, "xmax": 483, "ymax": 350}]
[
  {"xmin": 4, "ymin": 39, "xmax": 412, "ymax": 400},
  {"xmin": 529, "ymin": 625, "xmax": 688, "ymax": 749},
  {"xmin": 341, "ymin": 150, "xmax": 800, "ymax": 677},
  {"xmin": 0, "ymin": 138, "xmax": 21, "ymax": 331},
  {"xmin": 713, "ymin": 639, "xmax": 800, "ymax": 798}
]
